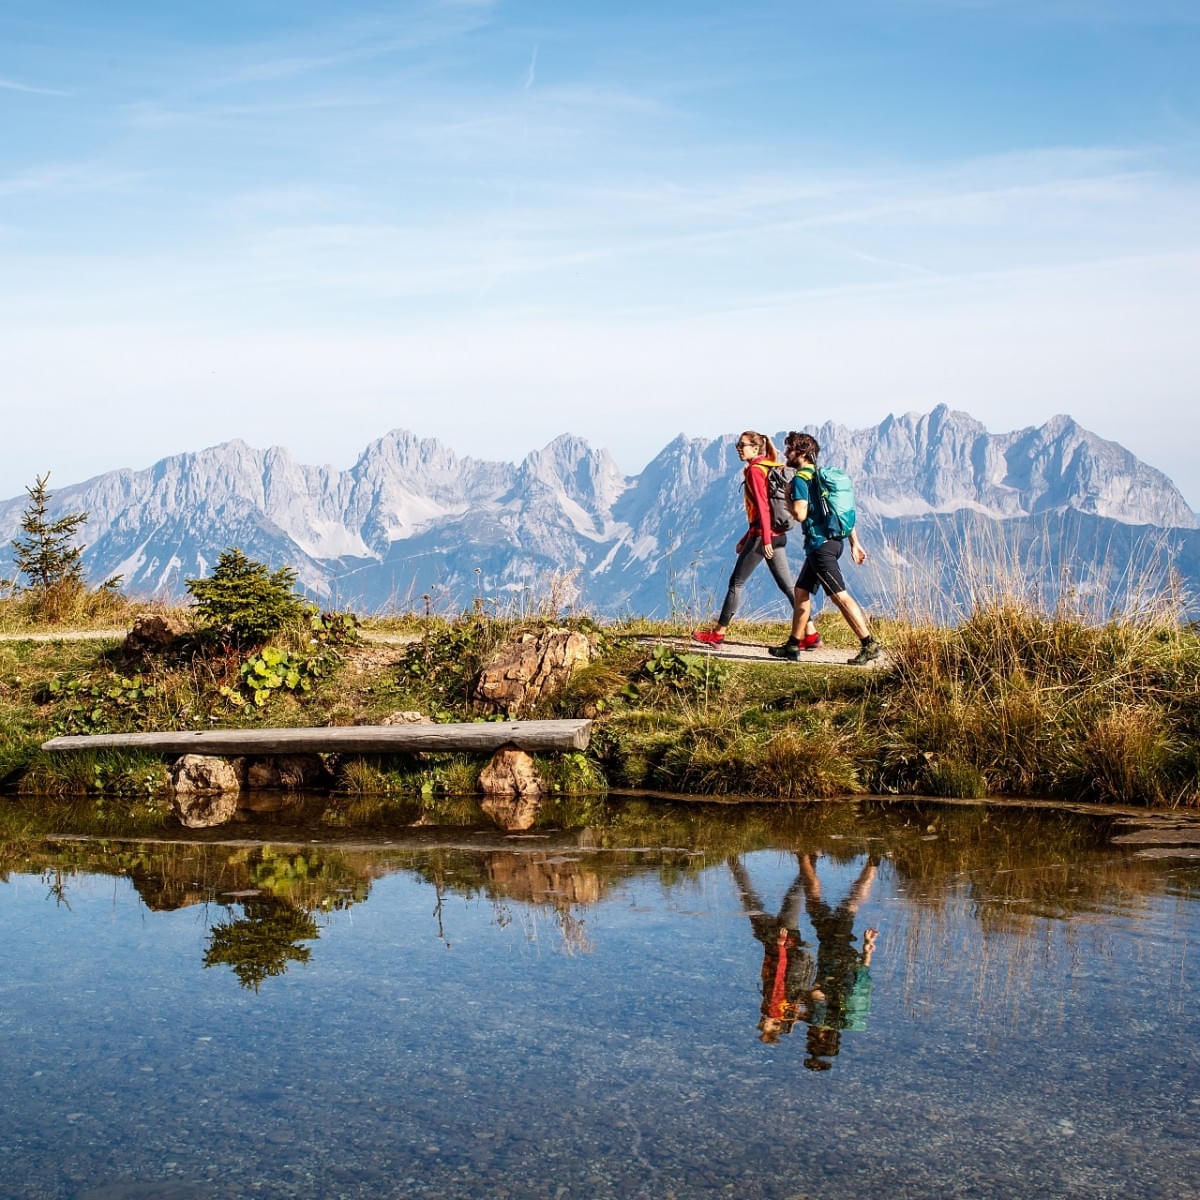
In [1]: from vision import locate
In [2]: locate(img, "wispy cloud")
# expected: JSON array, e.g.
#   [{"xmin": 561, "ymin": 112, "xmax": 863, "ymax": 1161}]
[
  {"xmin": 0, "ymin": 163, "xmax": 137, "ymax": 199},
  {"xmin": 0, "ymin": 0, "xmax": 1197, "ymax": 504},
  {"xmin": 893, "ymin": 0, "xmax": 1200, "ymax": 21},
  {"xmin": 0, "ymin": 77, "xmax": 70, "ymax": 97}
]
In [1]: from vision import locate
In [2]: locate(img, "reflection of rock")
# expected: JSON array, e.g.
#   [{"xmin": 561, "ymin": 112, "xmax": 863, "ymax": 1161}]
[
  {"xmin": 122, "ymin": 610, "xmax": 189, "ymax": 657},
  {"xmin": 481, "ymin": 793, "xmax": 543, "ymax": 832},
  {"xmin": 246, "ymin": 754, "xmax": 327, "ymax": 790},
  {"xmin": 474, "ymin": 628, "xmax": 594, "ymax": 717},
  {"xmin": 237, "ymin": 794, "xmax": 288, "ymax": 814},
  {"xmin": 173, "ymin": 790, "xmax": 240, "ymax": 828},
  {"xmin": 484, "ymin": 852, "xmax": 604, "ymax": 905},
  {"xmin": 170, "ymin": 754, "xmax": 246, "ymax": 827}
]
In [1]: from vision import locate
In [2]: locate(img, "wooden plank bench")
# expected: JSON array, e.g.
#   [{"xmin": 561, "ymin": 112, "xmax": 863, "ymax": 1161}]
[{"xmin": 41, "ymin": 719, "xmax": 593, "ymax": 756}]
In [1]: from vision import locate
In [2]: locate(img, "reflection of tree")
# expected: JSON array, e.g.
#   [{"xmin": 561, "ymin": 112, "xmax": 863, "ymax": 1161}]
[
  {"xmin": 203, "ymin": 897, "xmax": 320, "ymax": 991},
  {"xmin": 42, "ymin": 867, "xmax": 72, "ymax": 909}
]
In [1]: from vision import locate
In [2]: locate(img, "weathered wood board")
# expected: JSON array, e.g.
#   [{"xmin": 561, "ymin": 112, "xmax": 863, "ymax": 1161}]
[{"xmin": 42, "ymin": 720, "xmax": 592, "ymax": 756}]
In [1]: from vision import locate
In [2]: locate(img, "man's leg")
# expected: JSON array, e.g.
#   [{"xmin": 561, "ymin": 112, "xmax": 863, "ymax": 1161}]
[
  {"xmin": 767, "ymin": 548, "xmax": 817, "ymax": 637},
  {"xmin": 766, "ymin": 584, "xmax": 814, "ymax": 658},
  {"xmin": 827, "ymin": 588, "xmax": 871, "ymax": 640},
  {"xmin": 841, "ymin": 856, "xmax": 878, "ymax": 914},
  {"xmin": 803, "ymin": 540, "xmax": 881, "ymax": 663},
  {"xmin": 790, "ymin": 587, "xmax": 813, "ymax": 640},
  {"xmin": 797, "ymin": 852, "xmax": 822, "ymax": 906}
]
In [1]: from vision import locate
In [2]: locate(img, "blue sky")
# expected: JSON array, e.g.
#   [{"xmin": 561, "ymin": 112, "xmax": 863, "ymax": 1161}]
[{"xmin": 2, "ymin": 0, "xmax": 1198, "ymax": 505}]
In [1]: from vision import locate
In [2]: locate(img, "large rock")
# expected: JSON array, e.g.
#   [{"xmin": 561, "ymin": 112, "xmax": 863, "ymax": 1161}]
[
  {"xmin": 122, "ymin": 610, "xmax": 189, "ymax": 657},
  {"xmin": 171, "ymin": 754, "xmax": 247, "ymax": 794},
  {"xmin": 245, "ymin": 754, "xmax": 327, "ymax": 790},
  {"xmin": 479, "ymin": 747, "xmax": 545, "ymax": 832},
  {"xmin": 170, "ymin": 754, "xmax": 247, "ymax": 827},
  {"xmin": 474, "ymin": 628, "xmax": 595, "ymax": 717},
  {"xmin": 479, "ymin": 747, "xmax": 544, "ymax": 795}
]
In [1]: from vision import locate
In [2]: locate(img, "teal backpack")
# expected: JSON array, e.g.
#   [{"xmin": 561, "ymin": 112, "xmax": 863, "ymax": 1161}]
[{"xmin": 809, "ymin": 466, "xmax": 857, "ymax": 538}]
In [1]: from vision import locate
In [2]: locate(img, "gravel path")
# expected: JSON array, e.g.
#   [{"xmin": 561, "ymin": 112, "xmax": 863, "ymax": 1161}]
[
  {"xmin": 0, "ymin": 627, "xmax": 885, "ymax": 668},
  {"xmin": 0, "ymin": 629, "xmax": 421, "ymax": 644},
  {"xmin": 641, "ymin": 634, "xmax": 891, "ymax": 668}
]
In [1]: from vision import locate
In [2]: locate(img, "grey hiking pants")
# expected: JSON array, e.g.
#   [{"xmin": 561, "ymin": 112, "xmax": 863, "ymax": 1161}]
[{"xmin": 718, "ymin": 536, "xmax": 795, "ymax": 627}]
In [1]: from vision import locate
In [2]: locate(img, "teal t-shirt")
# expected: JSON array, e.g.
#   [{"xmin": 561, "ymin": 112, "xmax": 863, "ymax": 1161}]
[{"xmin": 789, "ymin": 465, "xmax": 828, "ymax": 550}]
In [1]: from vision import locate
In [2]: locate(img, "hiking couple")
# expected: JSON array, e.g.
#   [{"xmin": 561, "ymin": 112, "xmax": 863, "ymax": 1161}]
[{"xmin": 693, "ymin": 430, "xmax": 882, "ymax": 666}]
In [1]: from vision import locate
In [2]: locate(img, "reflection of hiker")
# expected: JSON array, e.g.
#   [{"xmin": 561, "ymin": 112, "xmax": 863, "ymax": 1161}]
[
  {"xmin": 769, "ymin": 432, "xmax": 880, "ymax": 665},
  {"xmin": 730, "ymin": 857, "xmax": 817, "ymax": 1043},
  {"xmin": 693, "ymin": 431, "xmax": 816, "ymax": 648},
  {"xmin": 798, "ymin": 852, "xmax": 879, "ymax": 1070}
]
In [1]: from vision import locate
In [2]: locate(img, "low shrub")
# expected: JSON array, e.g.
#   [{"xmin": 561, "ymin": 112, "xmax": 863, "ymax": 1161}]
[
  {"xmin": 391, "ymin": 617, "xmax": 510, "ymax": 716},
  {"xmin": 186, "ymin": 548, "xmax": 306, "ymax": 648}
]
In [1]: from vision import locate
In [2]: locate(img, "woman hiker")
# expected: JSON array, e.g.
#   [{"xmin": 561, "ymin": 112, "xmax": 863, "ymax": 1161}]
[{"xmin": 692, "ymin": 430, "xmax": 819, "ymax": 648}]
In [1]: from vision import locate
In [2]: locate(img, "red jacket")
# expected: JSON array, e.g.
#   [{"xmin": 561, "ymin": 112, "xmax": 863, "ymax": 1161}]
[{"xmin": 742, "ymin": 455, "xmax": 782, "ymax": 546}]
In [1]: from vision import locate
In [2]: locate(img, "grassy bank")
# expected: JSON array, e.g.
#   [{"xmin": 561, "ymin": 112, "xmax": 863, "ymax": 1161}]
[{"xmin": 1, "ymin": 594, "xmax": 1198, "ymax": 814}]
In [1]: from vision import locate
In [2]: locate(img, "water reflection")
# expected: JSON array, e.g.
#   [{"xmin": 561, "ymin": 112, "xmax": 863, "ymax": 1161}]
[
  {"xmin": 731, "ymin": 855, "xmax": 816, "ymax": 1040},
  {"xmin": 732, "ymin": 852, "xmax": 880, "ymax": 1064},
  {"xmin": 3, "ymin": 799, "xmax": 1197, "ymax": 995},
  {"xmin": 2, "ymin": 799, "xmax": 1200, "ymax": 1200},
  {"xmin": 203, "ymin": 898, "xmax": 320, "ymax": 991},
  {"xmin": 800, "ymin": 852, "xmax": 879, "ymax": 1069}
]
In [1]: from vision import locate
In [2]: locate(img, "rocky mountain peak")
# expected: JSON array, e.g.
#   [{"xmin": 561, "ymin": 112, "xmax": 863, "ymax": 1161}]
[{"xmin": 0, "ymin": 410, "xmax": 1194, "ymax": 612}]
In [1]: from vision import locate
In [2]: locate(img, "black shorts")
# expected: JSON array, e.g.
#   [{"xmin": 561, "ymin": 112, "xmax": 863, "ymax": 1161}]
[{"xmin": 796, "ymin": 538, "xmax": 846, "ymax": 596}]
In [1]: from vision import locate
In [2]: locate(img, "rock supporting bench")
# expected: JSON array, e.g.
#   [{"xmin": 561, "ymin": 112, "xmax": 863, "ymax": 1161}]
[{"xmin": 41, "ymin": 719, "xmax": 593, "ymax": 756}]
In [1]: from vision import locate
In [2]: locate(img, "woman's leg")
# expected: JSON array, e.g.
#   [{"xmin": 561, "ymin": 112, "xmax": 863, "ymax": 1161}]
[
  {"xmin": 716, "ymin": 539, "xmax": 762, "ymax": 629},
  {"xmin": 766, "ymin": 545, "xmax": 796, "ymax": 606}
]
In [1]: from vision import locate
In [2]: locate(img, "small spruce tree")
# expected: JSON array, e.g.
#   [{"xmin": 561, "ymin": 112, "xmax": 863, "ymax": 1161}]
[
  {"xmin": 11, "ymin": 472, "xmax": 89, "ymax": 590},
  {"xmin": 186, "ymin": 547, "xmax": 306, "ymax": 647}
]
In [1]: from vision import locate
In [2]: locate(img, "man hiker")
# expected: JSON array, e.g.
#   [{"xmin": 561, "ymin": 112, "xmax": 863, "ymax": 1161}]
[{"xmin": 769, "ymin": 432, "xmax": 882, "ymax": 665}]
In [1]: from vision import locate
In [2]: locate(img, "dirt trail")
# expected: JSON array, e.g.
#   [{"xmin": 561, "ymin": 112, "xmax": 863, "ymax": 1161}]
[
  {"xmin": 0, "ymin": 629, "xmax": 421, "ymax": 645},
  {"xmin": 638, "ymin": 635, "xmax": 890, "ymax": 669}
]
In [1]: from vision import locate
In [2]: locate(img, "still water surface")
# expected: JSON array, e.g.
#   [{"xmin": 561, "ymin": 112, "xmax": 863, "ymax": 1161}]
[{"xmin": 1, "ymin": 798, "xmax": 1198, "ymax": 1200}]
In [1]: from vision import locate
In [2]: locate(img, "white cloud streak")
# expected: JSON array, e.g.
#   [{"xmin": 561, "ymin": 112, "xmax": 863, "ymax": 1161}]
[{"xmin": 0, "ymin": 77, "xmax": 70, "ymax": 96}]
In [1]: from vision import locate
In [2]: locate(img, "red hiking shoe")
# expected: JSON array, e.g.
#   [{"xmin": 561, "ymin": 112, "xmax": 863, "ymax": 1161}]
[
  {"xmin": 801, "ymin": 632, "xmax": 822, "ymax": 650},
  {"xmin": 691, "ymin": 630, "xmax": 725, "ymax": 646}
]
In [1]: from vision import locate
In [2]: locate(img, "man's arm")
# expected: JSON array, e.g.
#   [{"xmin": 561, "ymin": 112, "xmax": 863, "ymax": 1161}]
[
  {"xmin": 849, "ymin": 529, "xmax": 866, "ymax": 565},
  {"xmin": 788, "ymin": 466, "xmax": 811, "ymax": 525}
]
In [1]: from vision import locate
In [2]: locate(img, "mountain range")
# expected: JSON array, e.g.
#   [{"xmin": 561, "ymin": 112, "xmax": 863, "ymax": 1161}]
[{"xmin": 2, "ymin": 406, "xmax": 1196, "ymax": 620}]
